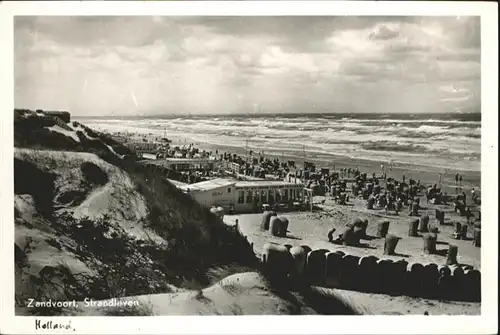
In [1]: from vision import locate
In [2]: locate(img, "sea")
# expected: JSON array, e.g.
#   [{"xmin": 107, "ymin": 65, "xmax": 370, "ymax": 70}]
[{"xmin": 77, "ymin": 113, "xmax": 481, "ymax": 173}]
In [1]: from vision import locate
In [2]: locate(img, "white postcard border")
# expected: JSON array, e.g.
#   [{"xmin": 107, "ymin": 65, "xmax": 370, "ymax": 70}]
[{"xmin": 0, "ymin": 1, "xmax": 497, "ymax": 334}]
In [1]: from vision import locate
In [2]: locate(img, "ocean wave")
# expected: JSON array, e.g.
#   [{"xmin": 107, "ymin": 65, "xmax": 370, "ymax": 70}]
[
  {"xmin": 358, "ymin": 140, "xmax": 480, "ymax": 157},
  {"xmin": 361, "ymin": 141, "xmax": 429, "ymax": 153},
  {"xmin": 78, "ymin": 113, "xmax": 481, "ymax": 172},
  {"xmin": 247, "ymin": 142, "xmax": 480, "ymax": 172},
  {"xmin": 233, "ymin": 119, "xmax": 480, "ymax": 139},
  {"xmin": 338, "ymin": 118, "xmax": 480, "ymax": 127},
  {"xmin": 122, "ymin": 117, "xmax": 482, "ymax": 142}
]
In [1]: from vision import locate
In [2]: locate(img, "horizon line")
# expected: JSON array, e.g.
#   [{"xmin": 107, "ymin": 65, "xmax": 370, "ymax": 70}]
[
  {"xmin": 71, "ymin": 111, "xmax": 481, "ymax": 118},
  {"xmin": 15, "ymin": 107, "xmax": 481, "ymax": 118}
]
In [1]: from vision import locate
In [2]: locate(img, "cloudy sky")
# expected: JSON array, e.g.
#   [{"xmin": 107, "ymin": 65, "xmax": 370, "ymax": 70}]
[{"xmin": 15, "ymin": 16, "xmax": 480, "ymax": 116}]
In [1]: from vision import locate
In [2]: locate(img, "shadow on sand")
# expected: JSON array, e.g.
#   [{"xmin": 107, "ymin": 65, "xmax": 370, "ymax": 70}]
[
  {"xmin": 434, "ymin": 248, "xmax": 449, "ymax": 257},
  {"xmin": 285, "ymin": 234, "xmax": 302, "ymax": 240},
  {"xmin": 357, "ymin": 243, "xmax": 377, "ymax": 250},
  {"xmin": 391, "ymin": 252, "xmax": 411, "ymax": 258}
]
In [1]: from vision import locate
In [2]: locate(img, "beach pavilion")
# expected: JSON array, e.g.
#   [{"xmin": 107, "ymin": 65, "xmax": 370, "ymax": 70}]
[{"xmin": 179, "ymin": 178, "xmax": 306, "ymax": 213}]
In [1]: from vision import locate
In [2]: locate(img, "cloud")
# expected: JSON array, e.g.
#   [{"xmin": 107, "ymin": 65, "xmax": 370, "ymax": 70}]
[
  {"xmin": 369, "ymin": 25, "xmax": 400, "ymax": 40},
  {"xmin": 14, "ymin": 16, "xmax": 480, "ymax": 116}
]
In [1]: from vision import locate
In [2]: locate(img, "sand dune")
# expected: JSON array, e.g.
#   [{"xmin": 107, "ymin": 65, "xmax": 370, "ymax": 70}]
[{"xmin": 13, "ymin": 119, "xmax": 481, "ymax": 316}]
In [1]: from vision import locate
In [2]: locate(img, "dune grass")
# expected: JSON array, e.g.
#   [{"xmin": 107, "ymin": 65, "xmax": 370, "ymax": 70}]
[
  {"xmin": 13, "ymin": 111, "xmax": 366, "ymax": 315},
  {"xmin": 14, "ymin": 111, "xmax": 259, "ymax": 309}
]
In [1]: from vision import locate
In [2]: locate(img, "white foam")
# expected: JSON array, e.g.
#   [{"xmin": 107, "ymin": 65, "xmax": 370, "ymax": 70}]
[{"xmin": 78, "ymin": 115, "xmax": 481, "ymax": 172}]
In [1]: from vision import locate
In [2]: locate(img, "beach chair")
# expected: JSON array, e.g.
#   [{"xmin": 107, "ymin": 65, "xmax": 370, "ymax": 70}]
[
  {"xmin": 366, "ymin": 197, "xmax": 375, "ymax": 210},
  {"xmin": 338, "ymin": 193, "xmax": 347, "ymax": 206},
  {"xmin": 385, "ymin": 201, "xmax": 398, "ymax": 215},
  {"xmin": 409, "ymin": 202, "xmax": 419, "ymax": 216}
]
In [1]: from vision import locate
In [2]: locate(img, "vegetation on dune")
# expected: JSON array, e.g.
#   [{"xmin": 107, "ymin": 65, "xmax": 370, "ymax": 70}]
[
  {"xmin": 14, "ymin": 110, "xmax": 259, "ymax": 315},
  {"xmin": 14, "ymin": 113, "xmax": 135, "ymax": 158},
  {"xmin": 124, "ymin": 161, "xmax": 258, "ymax": 275},
  {"xmin": 15, "ymin": 154, "xmax": 257, "ymax": 314},
  {"xmin": 80, "ymin": 161, "xmax": 109, "ymax": 186},
  {"xmin": 14, "ymin": 110, "xmax": 364, "ymax": 316},
  {"xmin": 14, "ymin": 158, "xmax": 57, "ymax": 219}
]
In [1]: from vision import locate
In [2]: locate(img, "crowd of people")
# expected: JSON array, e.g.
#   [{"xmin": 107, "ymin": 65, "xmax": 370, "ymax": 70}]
[
  {"xmin": 352, "ymin": 168, "xmax": 480, "ymax": 223},
  {"xmin": 138, "ymin": 137, "xmax": 481, "ymax": 222},
  {"xmin": 362, "ymin": 177, "xmax": 423, "ymax": 215}
]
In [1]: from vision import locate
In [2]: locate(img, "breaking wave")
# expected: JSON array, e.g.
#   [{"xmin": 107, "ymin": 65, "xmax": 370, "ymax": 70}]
[{"xmin": 79, "ymin": 113, "xmax": 481, "ymax": 172}]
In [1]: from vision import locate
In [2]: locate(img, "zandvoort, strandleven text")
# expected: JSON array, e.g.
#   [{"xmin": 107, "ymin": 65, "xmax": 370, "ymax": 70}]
[{"xmin": 27, "ymin": 298, "xmax": 140, "ymax": 308}]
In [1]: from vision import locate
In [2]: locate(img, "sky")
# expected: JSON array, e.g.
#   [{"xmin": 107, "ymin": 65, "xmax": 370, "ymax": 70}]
[{"xmin": 14, "ymin": 16, "xmax": 481, "ymax": 116}]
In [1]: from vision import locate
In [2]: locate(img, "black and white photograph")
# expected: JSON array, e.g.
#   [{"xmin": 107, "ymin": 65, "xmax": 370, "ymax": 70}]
[{"xmin": 1, "ymin": 1, "xmax": 498, "ymax": 334}]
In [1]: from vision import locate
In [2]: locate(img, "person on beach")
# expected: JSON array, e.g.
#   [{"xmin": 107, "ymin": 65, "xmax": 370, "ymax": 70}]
[
  {"xmin": 465, "ymin": 207, "xmax": 473, "ymax": 224},
  {"xmin": 441, "ymin": 192, "xmax": 448, "ymax": 205},
  {"xmin": 462, "ymin": 191, "xmax": 467, "ymax": 205},
  {"xmin": 396, "ymin": 196, "xmax": 403, "ymax": 212},
  {"xmin": 327, "ymin": 227, "xmax": 336, "ymax": 242},
  {"xmin": 455, "ymin": 173, "xmax": 459, "ymax": 184},
  {"xmin": 471, "ymin": 188, "xmax": 477, "ymax": 202},
  {"xmin": 459, "ymin": 175, "xmax": 463, "ymax": 185}
]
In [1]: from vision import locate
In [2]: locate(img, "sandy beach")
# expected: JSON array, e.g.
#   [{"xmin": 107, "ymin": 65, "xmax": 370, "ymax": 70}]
[
  {"xmin": 164, "ymin": 135, "xmax": 481, "ymax": 201},
  {"xmin": 222, "ymin": 190, "xmax": 481, "ymax": 315},
  {"xmin": 10, "ymin": 12, "xmax": 494, "ymax": 332}
]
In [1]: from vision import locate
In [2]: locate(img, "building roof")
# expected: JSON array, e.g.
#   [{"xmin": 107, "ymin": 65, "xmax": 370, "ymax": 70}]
[
  {"xmin": 142, "ymin": 158, "xmax": 219, "ymax": 167},
  {"xmin": 164, "ymin": 158, "xmax": 218, "ymax": 163},
  {"xmin": 142, "ymin": 153, "xmax": 157, "ymax": 160},
  {"xmin": 235, "ymin": 180, "xmax": 304, "ymax": 188},
  {"xmin": 180, "ymin": 178, "xmax": 236, "ymax": 192}
]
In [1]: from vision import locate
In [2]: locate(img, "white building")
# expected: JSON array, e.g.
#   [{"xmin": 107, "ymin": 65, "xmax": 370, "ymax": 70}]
[
  {"xmin": 180, "ymin": 178, "xmax": 236, "ymax": 210},
  {"xmin": 234, "ymin": 180, "xmax": 305, "ymax": 213},
  {"xmin": 155, "ymin": 158, "xmax": 221, "ymax": 171},
  {"xmin": 179, "ymin": 178, "xmax": 305, "ymax": 213}
]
